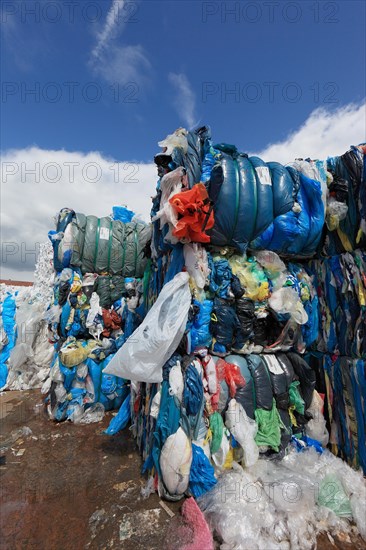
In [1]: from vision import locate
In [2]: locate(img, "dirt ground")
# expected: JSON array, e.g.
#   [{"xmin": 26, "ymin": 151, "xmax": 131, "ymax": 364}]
[{"xmin": 0, "ymin": 390, "xmax": 365, "ymax": 550}]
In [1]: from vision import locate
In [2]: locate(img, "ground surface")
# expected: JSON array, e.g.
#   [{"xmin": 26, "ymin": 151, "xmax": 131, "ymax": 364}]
[{"xmin": 0, "ymin": 390, "xmax": 365, "ymax": 550}]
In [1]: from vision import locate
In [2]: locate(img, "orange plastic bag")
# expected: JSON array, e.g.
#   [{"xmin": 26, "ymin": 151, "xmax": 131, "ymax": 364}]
[
  {"xmin": 169, "ymin": 183, "xmax": 214, "ymax": 243},
  {"xmin": 216, "ymin": 358, "xmax": 246, "ymax": 398}
]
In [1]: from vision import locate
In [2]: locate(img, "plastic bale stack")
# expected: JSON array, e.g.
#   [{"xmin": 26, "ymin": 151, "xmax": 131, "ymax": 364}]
[
  {"xmin": 103, "ymin": 126, "xmax": 366, "ymax": 546},
  {"xmin": 42, "ymin": 206, "xmax": 151, "ymax": 424}
]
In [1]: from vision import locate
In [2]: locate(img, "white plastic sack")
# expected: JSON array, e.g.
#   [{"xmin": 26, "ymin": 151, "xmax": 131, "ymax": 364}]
[
  {"xmin": 225, "ymin": 399, "xmax": 259, "ymax": 467},
  {"xmin": 158, "ymin": 128, "xmax": 188, "ymax": 155},
  {"xmin": 202, "ymin": 355, "xmax": 217, "ymax": 394},
  {"xmin": 183, "ymin": 243, "xmax": 209, "ymax": 290},
  {"xmin": 150, "ymin": 389, "xmax": 161, "ymax": 419},
  {"xmin": 306, "ymin": 390, "xmax": 329, "ymax": 447},
  {"xmin": 86, "ymin": 292, "xmax": 103, "ymax": 339},
  {"xmin": 269, "ymin": 287, "xmax": 308, "ymax": 325},
  {"xmin": 104, "ymin": 272, "xmax": 191, "ymax": 382},
  {"xmin": 169, "ymin": 361, "xmax": 184, "ymax": 402},
  {"xmin": 160, "ymin": 427, "xmax": 192, "ymax": 496},
  {"xmin": 151, "ymin": 167, "xmax": 185, "ymax": 230}
]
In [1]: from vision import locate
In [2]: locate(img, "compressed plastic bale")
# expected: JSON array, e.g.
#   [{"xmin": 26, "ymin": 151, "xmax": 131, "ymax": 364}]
[
  {"xmin": 61, "ymin": 212, "xmax": 151, "ymax": 278},
  {"xmin": 208, "ymin": 152, "xmax": 252, "ymax": 251},
  {"xmin": 246, "ymin": 355, "xmax": 273, "ymax": 410},
  {"xmin": 225, "ymin": 399, "xmax": 259, "ymax": 467},
  {"xmin": 160, "ymin": 427, "xmax": 192, "ymax": 496},
  {"xmin": 113, "ymin": 221, "xmax": 151, "ymax": 277},
  {"xmin": 208, "ymin": 146, "xmax": 296, "ymax": 252},
  {"xmin": 226, "ymin": 354, "xmax": 255, "ymax": 419},
  {"xmin": 249, "ymin": 156, "xmax": 274, "ymax": 236},
  {"xmin": 103, "ymin": 272, "xmax": 191, "ymax": 383}
]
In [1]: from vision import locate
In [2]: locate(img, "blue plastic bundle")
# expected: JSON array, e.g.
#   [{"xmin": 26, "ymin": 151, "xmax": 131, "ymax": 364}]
[
  {"xmin": 203, "ymin": 144, "xmax": 296, "ymax": 252},
  {"xmin": 184, "ymin": 364, "xmax": 204, "ymax": 416},
  {"xmin": 104, "ymin": 391, "xmax": 131, "ymax": 435},
  {"xmin": 0, "ymin": 294, "xmax": 17, "ymax": 389},
  {"xmin": 252, "ymin": 171, "xmax": 324, "ymax": 257},
  {"xmin": 112, "ymin": 206, "xmax": 134, "ymax": 223},
  {"xmin": 191, "ymin": 300, "xmax": 213, "ymax": 350},
  {"xmin": 189, "ymin": 444, "xmax": 217, "ymax": 498}
]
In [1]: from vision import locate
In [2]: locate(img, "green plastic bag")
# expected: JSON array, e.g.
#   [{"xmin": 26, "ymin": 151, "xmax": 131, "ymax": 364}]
[
  {"xmin": 254, "ymin": 399, "xmax": 282, "ymax": 452},
  {"xmin": 289, "ymin": 380, "xmax": 305, "ymax": 415},
  {"xmin": 317, "ymin": 474, "xmax": 352, "ymax": 518},
  {"xmin": 209, "ymin": 412, "xmax": 224, "ymax": 454}
]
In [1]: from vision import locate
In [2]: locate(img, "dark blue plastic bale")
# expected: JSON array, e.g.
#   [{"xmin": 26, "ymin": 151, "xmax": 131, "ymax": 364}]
[
  {"xmin": 287, "ymin": 352, "xmax": 316, "ymax": 410},
  {"xmin": 277, "ymin": 353, "xmax": 296, "ymax": 386},
  {"xmin": 208, "ymin": 148, "xmax": 297, "ymax": 252},
  {"xmin": 268, "ymin": 162, "xmax": 296, "ymax": 217},
  {"xmin": 236, "ymin": 155, "xmax": 257, "ymax": 243},
  {"xmin": 209, "ymin": 153, "xmax": 242, "ymax": 249},
  {"xmin": 249, "ymin": 156, "xmax": 274, "ymax": 236},
  {"xmin": 246, "ymin": 354, "xmax": 273, "ymax": 410}
]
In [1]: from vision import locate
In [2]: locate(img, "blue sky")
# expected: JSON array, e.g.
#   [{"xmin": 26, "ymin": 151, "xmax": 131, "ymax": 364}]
[
  {"xmin": 2, "ymin": 0, "xmax": 365, "ymax": 161},
  {"xmin": 1, "ymin": 0, "xmax": 365, "ymax": 280}
]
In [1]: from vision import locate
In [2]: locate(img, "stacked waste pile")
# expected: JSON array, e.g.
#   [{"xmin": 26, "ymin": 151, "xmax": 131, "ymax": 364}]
[
  {"xmin": 43, "ymin": 206, "xmax": 151, "ymax": 425},
  {"xmin": 0, "ymin": 242, "xmax": 55, "ymax": 390},
  {"xmin": 102, "ymin": 127, "xmax": 366, "ymax": 545},
  {"xmin": 103, "ymin": 129, "xmax": 352, "ymax": 479}
]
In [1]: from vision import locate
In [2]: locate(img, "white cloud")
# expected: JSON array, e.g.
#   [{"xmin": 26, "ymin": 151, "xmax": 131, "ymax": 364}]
[
  {"xmin": 95, "ymin": 44, "xmax": 151, "ymax": 86},
  {"xmin": 253, "ymin": 102, "xmax": 366, "ymax": 163},
  {"xmin": 91, "ymin": 0, "xmax": 125, "ymax": 61},
  {"xmin": 168, "ymin": 72, "xmax": 197, "ymax": 129},
  {"xmin": 89, "ymin": 0, "xmax": 151, "ymax": 87},
  {"xmin": 1, "ymin": 147, "xmax": 157, "ymax": 281}
]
